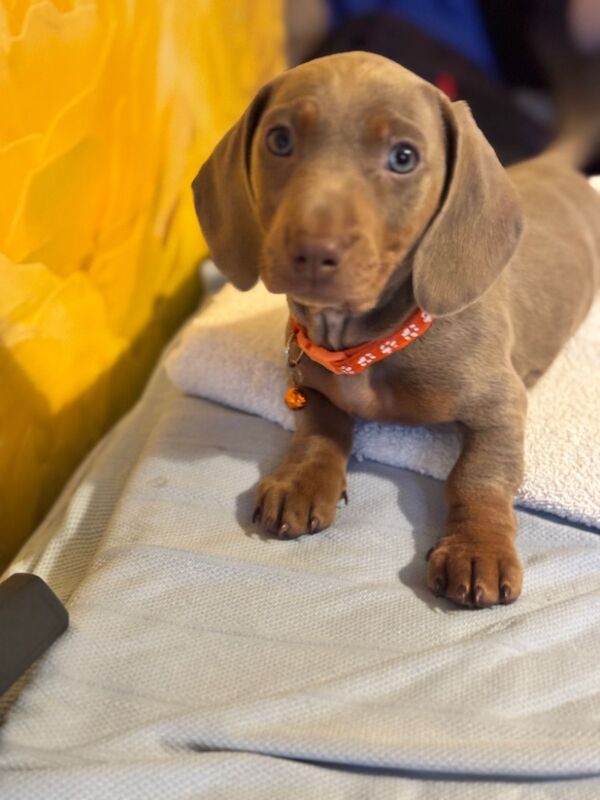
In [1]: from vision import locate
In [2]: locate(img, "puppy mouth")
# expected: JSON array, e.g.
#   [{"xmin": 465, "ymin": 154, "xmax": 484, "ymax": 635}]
[
  {"xmin": 290, "ymin": 292, "xmax": 380, "ymax": 317},
  {"xmin": 262, "ymin": 265, "xmax": 336, "ymax": 300},
  {"xmin": 265, "ymin": 276, "xmax": 376, "ymax": 315},
  {"xmin": 262, "ymin": 260, "xmax": 391, "ymax": 316},
  {"xmin": 283, "ymin": 279, "xmax": 342, "ymax": 309}
]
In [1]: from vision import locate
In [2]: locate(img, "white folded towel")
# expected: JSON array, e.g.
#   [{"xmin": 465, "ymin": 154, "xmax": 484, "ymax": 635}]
[{"xmin": 167, "ymin": 278, "xmax": 600, "ymax": 528}]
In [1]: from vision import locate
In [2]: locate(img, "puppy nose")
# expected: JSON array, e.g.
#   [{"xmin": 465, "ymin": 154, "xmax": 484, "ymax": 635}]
[{"xmin": 291, "ymin": 239, "xmax": 341, "ymax": 273}]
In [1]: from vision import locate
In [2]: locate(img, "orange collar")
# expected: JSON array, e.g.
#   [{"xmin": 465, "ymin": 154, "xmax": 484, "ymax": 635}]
[{"xmin": 289, "ymin": 308, "xmax": 432, "ymax": 376}]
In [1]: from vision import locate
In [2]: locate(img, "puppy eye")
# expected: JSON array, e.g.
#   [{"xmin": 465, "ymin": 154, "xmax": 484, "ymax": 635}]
[
  {"xmin": 266, "ymin": 126, "xmax": 294, "ymax": 156},
  {"xmin": 387, "ymin": 142, "xmax": 419, "ymax": 174}
]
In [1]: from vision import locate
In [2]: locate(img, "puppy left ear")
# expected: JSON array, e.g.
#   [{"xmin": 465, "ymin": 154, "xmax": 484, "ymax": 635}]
[
  {"xmin": 191, "ymin": 82, "xmax": 275, "ymax": 290},
  {"xmin": 412, "ymin": 100, "xmax": 524, "ymax": 317}
]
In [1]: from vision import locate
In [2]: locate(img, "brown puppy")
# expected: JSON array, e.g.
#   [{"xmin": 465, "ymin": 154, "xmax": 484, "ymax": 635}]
[{"xmin": 193, "ymin": 52, "xmax": 600, "ymax": 608}]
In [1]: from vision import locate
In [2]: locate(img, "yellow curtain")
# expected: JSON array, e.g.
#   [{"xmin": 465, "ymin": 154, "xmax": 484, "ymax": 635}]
[{"xmin": 0, "ymin": 0, "xmax": 285, "ymax": 569}]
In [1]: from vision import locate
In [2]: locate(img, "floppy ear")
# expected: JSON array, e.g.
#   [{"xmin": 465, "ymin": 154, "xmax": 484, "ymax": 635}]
[
  {"xmin": 191, "ymin": 83, "xmax": 274, "ymax": 290},
  {"xmin": 412, "ymin": 100, "xmax": 523, "ymax": 317}
]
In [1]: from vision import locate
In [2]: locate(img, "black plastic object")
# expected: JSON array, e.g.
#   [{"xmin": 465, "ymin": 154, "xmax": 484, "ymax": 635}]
[{"xmin": 0, "ymin": 573, "xmax": 69, "ymax": 695}]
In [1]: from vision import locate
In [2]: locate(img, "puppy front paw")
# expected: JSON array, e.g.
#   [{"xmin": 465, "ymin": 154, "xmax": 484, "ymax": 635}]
[
  {"xmin": 253, "ymin": 464, "xmax": 346, "ymax": 539},
  {"xmin": 426, "ymin": 536, "xmax": 523, "ymax": 608}
]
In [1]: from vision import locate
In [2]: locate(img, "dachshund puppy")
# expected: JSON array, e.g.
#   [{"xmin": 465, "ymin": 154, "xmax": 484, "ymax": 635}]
[{"xmin": 193, "ymin": 52, "xmax": 599, "ymax": 608}]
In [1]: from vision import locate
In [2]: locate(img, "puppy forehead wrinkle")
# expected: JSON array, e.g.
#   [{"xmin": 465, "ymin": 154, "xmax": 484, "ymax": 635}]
[
  {"xmin": 270, "ymin": 79, "xmax": 343, "ymax": 121},
  {"xmin": 261, "ymin": 97, "xmax": 321, "ymax": 132},
  {"xmin": 271, "ymin": 51, "xmax": 423, "ymax": 104},
  {"xmin": 290, "ymin": 50, "xmax": 424, "ymax": 85},
  {"xmin": 365, "ymin": 107, "xmax": 428, "ymax": 140},
  {"xmin": 269, "ymin": 70, "xmax": 437, "ymax": 138},
  {"xmin": 295, "ymin": 97, "xmax": 320, "ymax": 124}
]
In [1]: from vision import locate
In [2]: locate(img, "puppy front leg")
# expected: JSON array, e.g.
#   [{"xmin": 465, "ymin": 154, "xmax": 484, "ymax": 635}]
[
  {"xmin": 254, "ymin": 389, "xmax": 353, "ymax": 538},
  {"xmin": 427, "ymin": 385, "xmax": 527, "ymax": 608}
]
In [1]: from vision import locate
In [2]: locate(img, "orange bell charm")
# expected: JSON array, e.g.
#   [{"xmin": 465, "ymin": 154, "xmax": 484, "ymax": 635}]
[{"xmin": 284, "ymin": 386, "xmax": 307, "ymax": 410}]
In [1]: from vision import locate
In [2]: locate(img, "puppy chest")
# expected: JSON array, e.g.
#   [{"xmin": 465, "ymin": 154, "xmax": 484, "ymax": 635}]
[{"xmin": 299, "ymin": 360, "xmax": 457, "ymax": 424}]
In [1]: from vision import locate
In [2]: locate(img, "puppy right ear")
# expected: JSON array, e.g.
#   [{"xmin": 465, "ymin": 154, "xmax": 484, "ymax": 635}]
[
  {"xmin": 412, "ymin": 100, "xmax": 523, "ymax": 317},
  {"xmin": 191, "ymin": 82, "xmax": 274, "ymax": 290}
]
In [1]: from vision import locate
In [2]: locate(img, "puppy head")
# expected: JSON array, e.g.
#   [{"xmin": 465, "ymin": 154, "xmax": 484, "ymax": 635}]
[{"xmin": 193, "ymin": 52, "xmax": 523, "ymax": 317}]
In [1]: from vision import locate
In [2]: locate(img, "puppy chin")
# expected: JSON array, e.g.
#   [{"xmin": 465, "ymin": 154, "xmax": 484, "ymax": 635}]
[
  {"xmin": 261, "ymin": 264, "xmax": 383, "ymax": 315},
  {"xmin": 261, "ymin": 268, "xmax": 336, "ymax": 303},
  {"xmin": 290, "ymin": 291, "xmax": 382, "ymax": 317}
]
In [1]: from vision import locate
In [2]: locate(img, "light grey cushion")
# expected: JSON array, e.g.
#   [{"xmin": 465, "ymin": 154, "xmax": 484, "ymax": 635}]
[{"xmin": 1, "ymin": 368, "xmax": 600, "ymax": 799}]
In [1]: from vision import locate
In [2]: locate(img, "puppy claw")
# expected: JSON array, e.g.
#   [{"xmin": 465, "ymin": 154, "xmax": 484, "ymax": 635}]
[
  {"xmin": 500, "ymin": 584, "xmax": 512, "ymax": 603},
  {"xmin": 341, "ymin": 490, "xmax": 349, "ymax": 505},
  {"xmin": 455, "ymin": 585, "xmax": 468, "ymax": 605},
  {"xmin": 309, "ymin": 516, "xmax": 320, "ymax": 534},
  {"xmin": 252, "ymin": 506, "xmax": 261, "ymax": 524},
  {"xmin": 278, "ymin": 523, "xmax": 290, "ymax": 538},
  {"xmin": 473, "ymin": 586, "xmax": 485, "ymax": 607}
]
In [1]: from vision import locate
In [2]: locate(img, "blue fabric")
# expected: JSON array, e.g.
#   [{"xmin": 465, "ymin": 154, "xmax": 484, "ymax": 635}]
[{"xmin": 328, "ymin": 0, "xmax": 498, "ymax": 75}]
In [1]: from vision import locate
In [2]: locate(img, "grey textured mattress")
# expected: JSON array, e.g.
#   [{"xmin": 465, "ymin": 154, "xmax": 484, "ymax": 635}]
[{"xmin": 1, "ymin": 363, "xmax": 600, "ymax": 799}]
